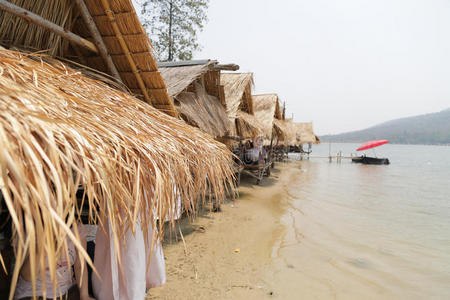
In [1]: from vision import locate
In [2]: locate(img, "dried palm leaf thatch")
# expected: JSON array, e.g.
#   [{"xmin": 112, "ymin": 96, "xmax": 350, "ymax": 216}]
[
  {"xmin": 79, "ymin": 0, "xmax": 177, "ymax": 114},
  {"xmin": 159, "ymin": 64, "xmax": 213, "ymax": 97},
  {"xmin": 273, "ymin": 119, "xmax": 286, "ymax": 142},
  {"xmin": 282, "ymin": 118, "xmax": 299, "ymax": 146},
  {"xmin": 274, "ymin": 100, "xmax": 282, "ymax": 121},
  {"xmin": 0, "ymin": 0, "xmax": 177, "ymax": 116},
  {"xmin": 176, "ymin": 83, "xmax": 231, "ymax": 137},
  {"xmin": 159, "ymin": 63, "xmax": 231, "ymax": 137},
  {"xmin": 0, "ymin": 0, "xmax": 76, "ymax": 57},
  {"xmin": 273, "ymin": 119, "xmax": 296, "ymax": 146},
  {"xmin": 0, "ymin": 49, "xmax": 234, "ymax": 298},
  {"xmin": 294, "ymin": 122, "xmax": 321, "ymax": 144},
  {"xmin": 252, "ymin": 94, "xmax": 280, "ymax": 138},
  {"xmin": 220, "ymin": 72, "xmax": 254, "ymax": 121},
  {"xmin": 235, "ymin": 111, "xmax": 265, "ymax": 140}
]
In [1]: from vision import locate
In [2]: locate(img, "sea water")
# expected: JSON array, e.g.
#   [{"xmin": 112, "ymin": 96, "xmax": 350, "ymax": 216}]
[{"xmin": 269, "ymin": 144, "xmax": 450, "ymax": 299}]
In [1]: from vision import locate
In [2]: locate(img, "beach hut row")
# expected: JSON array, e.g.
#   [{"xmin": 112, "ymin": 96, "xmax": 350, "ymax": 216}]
[
  {"xmin": 0, "ymin": 0, "xmax": 318, "ymax": 299},
  {"xmin": 156, "ymin": 61, "xmax": 319, "ymax": 184}
]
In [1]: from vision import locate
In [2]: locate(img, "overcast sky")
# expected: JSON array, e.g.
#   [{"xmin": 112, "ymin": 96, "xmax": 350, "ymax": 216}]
[{"xmin": 192, "ymin": 0, "xmax": 450, "ymax": 135}]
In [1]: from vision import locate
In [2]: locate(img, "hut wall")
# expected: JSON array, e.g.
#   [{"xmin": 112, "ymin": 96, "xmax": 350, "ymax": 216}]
[
  {"xmin": 204, "ymin": 70, "xmax": 220, "ymax": 98},
  {"xmin": 204, "ymin": 70, "xmax": 226, "ymax": 105}
]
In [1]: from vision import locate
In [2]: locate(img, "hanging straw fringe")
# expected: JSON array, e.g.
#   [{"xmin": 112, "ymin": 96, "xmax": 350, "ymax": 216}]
[{"xmin": 0, "ymin": 49, "xmax": 235, "ymax": 299}]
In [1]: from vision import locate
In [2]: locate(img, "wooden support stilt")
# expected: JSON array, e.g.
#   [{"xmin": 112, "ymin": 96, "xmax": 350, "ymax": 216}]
[
  {"xmin": 329, "ymin": 142, "xmax": 332, "ymax": 163},
  {"xmin": 0, "ymin": 0, "xmax": 98, "ymax": 53}
]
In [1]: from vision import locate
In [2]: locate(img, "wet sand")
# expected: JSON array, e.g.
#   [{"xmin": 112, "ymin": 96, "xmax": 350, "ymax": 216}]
[{"xmin": 148, "ymin": 162, "xmax": 301, "ymax": 300}]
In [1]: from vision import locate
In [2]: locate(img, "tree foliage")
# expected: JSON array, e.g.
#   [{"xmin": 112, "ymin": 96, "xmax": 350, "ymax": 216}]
[{"xmin": 140, "ymin": 0, "xmax": 209, "ymax": 61}]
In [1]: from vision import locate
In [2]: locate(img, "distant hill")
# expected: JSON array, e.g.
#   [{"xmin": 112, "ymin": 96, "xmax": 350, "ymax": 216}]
[{"xmin": 320, "ymin": 108, "xmax": 450, "ymax": 145}]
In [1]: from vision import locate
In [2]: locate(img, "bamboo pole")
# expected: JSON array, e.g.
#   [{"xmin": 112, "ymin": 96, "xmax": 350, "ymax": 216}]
[
  {"xmin": 269, "ymin": 128, "xmax": 275, "ymax": 166},
  {"xmin": 99, "ymin": 0, "xmax": 152, "ymax": 105},
  {"xmin": 74, "ymin": 0, "xmax": 122, "ymax": 82},
  {"xmin": 0, "ymin": 0, "xmax": 98, "ymax": 53}
]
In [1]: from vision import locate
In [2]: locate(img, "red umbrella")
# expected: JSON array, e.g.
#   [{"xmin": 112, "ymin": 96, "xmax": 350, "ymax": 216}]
[{"xmin": 356, "ymin": 140, "xmax": 389, "ymax": 151}]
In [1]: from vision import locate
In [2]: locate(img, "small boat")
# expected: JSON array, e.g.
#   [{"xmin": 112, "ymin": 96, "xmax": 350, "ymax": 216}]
[
  {"xmin": 353, "ymin": 140, "xmax": 390, "ymax": 165},
  {"xmin": 352, "ymin": 155, "xmax": 390, "ymax": 165}
]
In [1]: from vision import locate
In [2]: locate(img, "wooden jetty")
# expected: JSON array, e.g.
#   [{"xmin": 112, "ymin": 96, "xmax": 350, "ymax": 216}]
[{"xmin": 306, "ymin": 152, "xmax": 356, "ymax": 163}]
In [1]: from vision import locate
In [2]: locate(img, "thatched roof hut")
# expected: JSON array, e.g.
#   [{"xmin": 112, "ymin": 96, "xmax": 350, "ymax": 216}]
[
  {"xmin": 280, "ymin": 118, "xmax": 299, "ymax": 146},
  {"xmin": 220, "ymin": 73, "xmax": 254, "ymax": 120},
  {"xmin": 294, "ymin": 122, "xmax": 321, "ymax": 144},
  {"xmin": 234, "ymin": 111, "xmax": 266, "ymax": 140},
  {"xmin": 274, "ymin": 118, "xmax": 297, "ymax": 146},
  {"xmin": 0, "ymin": 49, "xmax": 234, "ymax": 298},
  {"xmin": 0, "ymin": 0, "xmax": 177, "ymax": 117},
  {"xmin": 253, "ymin": 94, "xmax": 283, "ymax": 139},
  {"xmin": 159, "ymin": 60, "xmax": 237, "ymax": 138},
  {"xmin": 220, "ymin": 73, "xmax": 265, "ymax": 139}
]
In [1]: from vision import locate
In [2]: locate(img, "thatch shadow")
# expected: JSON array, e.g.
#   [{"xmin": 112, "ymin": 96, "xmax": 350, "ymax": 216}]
[
  {"xmin": 162, "ymin": 196, "xmax": 236, "ymax": 244},
  {"xmin": 238, "ymin": 167, "xmax": 281, "ymax": 188}
]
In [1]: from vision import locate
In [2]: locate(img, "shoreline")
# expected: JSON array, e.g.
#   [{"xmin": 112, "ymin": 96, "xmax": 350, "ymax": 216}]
[{"xmin": 148, "ymin": 161, "xmax": 302, "ymax": 299}]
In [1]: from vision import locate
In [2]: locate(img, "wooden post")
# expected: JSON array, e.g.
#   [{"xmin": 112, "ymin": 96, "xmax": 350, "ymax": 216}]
[
  {"xmin": 74, "ymin": 0, "xmax": 122, "ymax": 82},
  {"xmin": 0, "ymin": 0, "xmax": 98, "ymax": 53},
  {"xmin": 308, "ymin": 143, "xmax": 311, "ymax": 160},
  {"xmin": 269, "ymin": 129, "xmax": 275, "ymax": 169},
  {"xmin": 329, "ymin": 142, "xmax": 332, "ymax": 163}
]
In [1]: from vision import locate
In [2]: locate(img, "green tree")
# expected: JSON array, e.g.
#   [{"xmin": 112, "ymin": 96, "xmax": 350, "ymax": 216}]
[{"xmin": 140, "ymin": 0, "xmax": 209, "ymax": 61}]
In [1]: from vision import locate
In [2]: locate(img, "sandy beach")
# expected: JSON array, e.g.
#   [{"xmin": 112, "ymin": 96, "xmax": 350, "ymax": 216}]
[{"xmin": 148, "ymin": 162, "xmax": 302, "ymax": 299}]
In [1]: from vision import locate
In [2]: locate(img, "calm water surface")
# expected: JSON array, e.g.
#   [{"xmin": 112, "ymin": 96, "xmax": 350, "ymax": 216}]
[{"xmin": 269, "ymin": 144, "xmax": 450, "ymax": 299}]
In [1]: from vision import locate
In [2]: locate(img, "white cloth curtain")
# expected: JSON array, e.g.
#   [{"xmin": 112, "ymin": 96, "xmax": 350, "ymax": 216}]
[{"xmin": 92, "ymin": 216, "xmax": 166, "ymax": 300}]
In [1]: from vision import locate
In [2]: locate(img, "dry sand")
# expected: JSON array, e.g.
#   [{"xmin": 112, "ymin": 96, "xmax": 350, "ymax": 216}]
[{"xmin": 148, "ymin": 162, "xmax": 302, "ymax": 300}]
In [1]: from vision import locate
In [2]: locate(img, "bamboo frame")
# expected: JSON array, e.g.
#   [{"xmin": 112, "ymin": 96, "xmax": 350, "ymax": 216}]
[
  {"xmin": 99, "ymin": 0, "xmax": 152, "ymax": 105},
  {"xmin": 0, "ymin": 0, "xmax": 98, "ymax": 53},
  {"xmin": 74, "ymin": 0, "xmax": 122, "ymax": 82}
]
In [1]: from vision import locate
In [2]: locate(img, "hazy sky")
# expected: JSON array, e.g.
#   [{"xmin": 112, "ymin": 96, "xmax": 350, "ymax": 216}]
[{"xmin": 192, "ymin": 0, "xmax": 450, "ymax": 134}]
